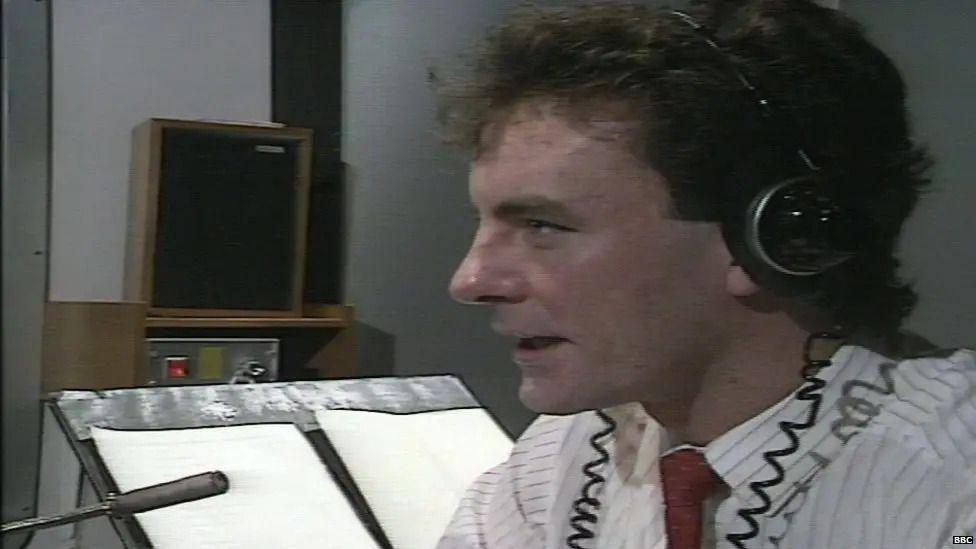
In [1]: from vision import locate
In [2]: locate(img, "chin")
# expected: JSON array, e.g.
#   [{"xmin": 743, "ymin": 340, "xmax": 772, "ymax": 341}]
[{"xmin": 518, "ymin": 380, "xmax": 600, "ymax": 415}]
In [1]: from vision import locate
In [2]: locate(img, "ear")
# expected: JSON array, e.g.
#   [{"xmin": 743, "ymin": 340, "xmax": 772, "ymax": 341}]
[{"xmin": 726, "ymin": 262, "xmax": 761, "ymax": 297}]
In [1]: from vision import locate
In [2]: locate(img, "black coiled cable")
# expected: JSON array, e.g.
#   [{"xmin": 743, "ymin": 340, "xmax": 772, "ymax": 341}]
[
  {"xmin": 565, "ymin": 409, "xmax": 617, "ymax": 549},
  {"xmin": 725, "ymin": 331, "xmax": 843, "ymax": 548}
]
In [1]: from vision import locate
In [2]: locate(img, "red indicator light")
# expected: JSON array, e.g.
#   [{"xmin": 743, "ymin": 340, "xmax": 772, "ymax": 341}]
[{"xmin": 166, "ymin": 357, "xmax": 189, "ymax": 378}]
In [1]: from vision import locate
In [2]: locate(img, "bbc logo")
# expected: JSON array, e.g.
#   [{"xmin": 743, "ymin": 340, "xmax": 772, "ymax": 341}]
[{"xmin": 955, "ymin": 535, "xmax": 975, "ymax": 544}]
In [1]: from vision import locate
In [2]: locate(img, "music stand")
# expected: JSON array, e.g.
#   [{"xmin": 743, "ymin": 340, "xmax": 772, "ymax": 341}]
[{"xmin": 40, "ymin": 375, "xmax": 495, "ymax": 548}]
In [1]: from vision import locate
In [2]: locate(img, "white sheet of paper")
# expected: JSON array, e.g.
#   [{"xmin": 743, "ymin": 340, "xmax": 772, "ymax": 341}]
[
  {"xmin": 91, "ymin": 423, "xmax": 381, "ymax": 549},
  {"xmin": 314, "ymin": 408, "xmax": 514, "ymax": 549}
]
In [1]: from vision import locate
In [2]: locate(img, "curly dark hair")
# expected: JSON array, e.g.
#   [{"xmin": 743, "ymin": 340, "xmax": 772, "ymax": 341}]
[{"xmin": 432, "ymin": 0, "xmax": 934, "ymax": 337}]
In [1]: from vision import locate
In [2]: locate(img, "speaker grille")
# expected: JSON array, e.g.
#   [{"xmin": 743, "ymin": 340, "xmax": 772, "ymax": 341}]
[{"xmin": 153, "ymin": 128, "xmax": 302, "ymax": 311}]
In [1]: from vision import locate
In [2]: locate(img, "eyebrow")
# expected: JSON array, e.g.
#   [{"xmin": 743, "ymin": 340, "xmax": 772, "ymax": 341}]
[{"xmin": 489, "ymin": 195, "xmax": 583, "ymax": 224}]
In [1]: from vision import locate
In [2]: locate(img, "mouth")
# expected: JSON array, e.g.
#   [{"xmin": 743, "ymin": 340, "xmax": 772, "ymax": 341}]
[
  {"xmin": 516, "ymin": 336, "xmax": 569, "ymax": 350},
  {"xmin": 513, "ymin": 336, "xmax": 570, "ymax": 364}
]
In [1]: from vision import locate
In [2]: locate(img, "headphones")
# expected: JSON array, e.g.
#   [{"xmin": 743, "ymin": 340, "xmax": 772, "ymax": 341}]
[{"xmin": 670, "ymin": 10, "xmax": 870, "ymax": 297}]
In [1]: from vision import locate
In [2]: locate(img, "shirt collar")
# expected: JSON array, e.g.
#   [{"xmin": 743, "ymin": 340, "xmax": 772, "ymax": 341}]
[
  {"xmin": 702, "ymin": 344, "xmax": 891, "ymax": 506},
  {"xmin": 598, "ymin": 344, "xmax": 893, "ymax": 508}
]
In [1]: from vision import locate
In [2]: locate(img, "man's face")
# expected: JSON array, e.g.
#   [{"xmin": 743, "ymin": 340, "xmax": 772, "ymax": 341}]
[{"xmin": 449, "ymin": 102, "xmax": 734, "ymax": 415}]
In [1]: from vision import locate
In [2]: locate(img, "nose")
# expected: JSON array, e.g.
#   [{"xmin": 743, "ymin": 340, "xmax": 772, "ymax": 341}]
[{"xmin": 449, "ymin": 241, "xmax": 527, "ymax": 305}]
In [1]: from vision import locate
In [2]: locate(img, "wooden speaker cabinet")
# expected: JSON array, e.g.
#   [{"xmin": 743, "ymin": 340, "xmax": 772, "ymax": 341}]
[{"xmin": 125, "ymin": 119, "xmax": 313, "ymax": 317}]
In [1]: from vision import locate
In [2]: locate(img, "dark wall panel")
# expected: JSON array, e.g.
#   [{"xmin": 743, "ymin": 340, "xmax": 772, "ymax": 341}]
[{"xmin": 272, "ymin": 0, "xmax": 345, "ymax": 305}]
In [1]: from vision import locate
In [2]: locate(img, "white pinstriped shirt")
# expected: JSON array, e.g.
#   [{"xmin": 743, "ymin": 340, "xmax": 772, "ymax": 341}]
[{"xmin": 436, "ymin": 344, "xmax": 976, "ymax": 549}]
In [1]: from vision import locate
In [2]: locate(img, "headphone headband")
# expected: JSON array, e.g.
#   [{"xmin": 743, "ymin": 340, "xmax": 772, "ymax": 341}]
[
  {"xmin": 668, "ymin": 9, "xmax": 866, "ymax": 290},
  {"xmin": 669, "ymin": 10, "xmax": 820, "ymax": 173}
]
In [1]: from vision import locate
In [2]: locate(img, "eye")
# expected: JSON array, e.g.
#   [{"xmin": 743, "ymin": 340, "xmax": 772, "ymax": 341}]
[{"xmin": 524, "ymin": 219, "xmax": 572, "ymax": 235}]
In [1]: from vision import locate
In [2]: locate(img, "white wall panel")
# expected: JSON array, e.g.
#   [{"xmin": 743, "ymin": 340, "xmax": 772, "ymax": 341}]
[{"xmin": 49, "ymin": 0, "xmax": 271, "ymax": 301}]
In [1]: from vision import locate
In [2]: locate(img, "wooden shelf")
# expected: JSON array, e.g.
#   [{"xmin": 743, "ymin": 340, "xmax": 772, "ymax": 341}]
[
  {"xmin": 144, "ymin": 305, "xmax": 358, "ymax": 380},
  {"xmin": 42, "ymin": 302, "xmax": 358, "ymax": 390},
  {"xmin": 146, "ymin": 316, "xmax": 351, "ymax": 329},
  {"xmin": 146, "ymin": 304, "xmax": 354, "ymax": 329}
]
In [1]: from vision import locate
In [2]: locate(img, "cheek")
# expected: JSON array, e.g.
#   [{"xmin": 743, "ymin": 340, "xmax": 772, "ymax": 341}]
[
  {"xmin": 533, "ymin": 245, "xmax": 661, "ymax": 347},
  {"xmin": 550, "ymin": 235, "xmax": 717, "ymax": 348},
  {"xmin": 527, "ymin": 222, "xmax": 723, "ymax": 332}
]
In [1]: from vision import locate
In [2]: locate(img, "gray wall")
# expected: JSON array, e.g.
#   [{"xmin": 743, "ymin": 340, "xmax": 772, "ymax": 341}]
[
  {"xmin": 2, "ymin": 1, "xmax": 51, "ymax": 544},
  {"xmin": 48, "ymin": 0, "xmax": 271, "ymax": 301},
  {"xmin": 842, "ymin": 1, "xmax": 976, "ymax": 348},
  {"xmin": 341, "ymin": 0, "xmax": 537, "ymax": 437}
]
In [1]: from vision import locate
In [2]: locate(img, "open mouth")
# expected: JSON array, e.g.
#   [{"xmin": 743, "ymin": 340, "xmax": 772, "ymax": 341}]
[{"xmin": 517, "ymin": 336, "xmax": 569, "ymax": 350}]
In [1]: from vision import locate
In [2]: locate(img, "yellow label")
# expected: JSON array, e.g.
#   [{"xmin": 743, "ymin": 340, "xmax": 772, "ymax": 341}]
[{"xmin": 198, "ymin": 347, "xmax": 224, "ymax": 380}]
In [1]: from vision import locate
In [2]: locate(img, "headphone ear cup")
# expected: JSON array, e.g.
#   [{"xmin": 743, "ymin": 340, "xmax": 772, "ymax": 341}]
[
  {"xmin": 746, "ymin": 177, "xmax": 864, "ymax": 277},
  {"xmin": 722, "ymin": 176, "xmax": 868, "ymax": 297}
]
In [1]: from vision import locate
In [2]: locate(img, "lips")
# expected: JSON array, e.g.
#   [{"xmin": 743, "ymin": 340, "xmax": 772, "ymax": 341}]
[
  {"xmin": 491, "ymin": 323, "xmax": 570, "ymax": 362},
  {"xmin": 513, "ymin": 336, "xmax": 570, "ymax": 365},
  {"xmin": 517, "ymin": 336, "xmax": 568, "ymax": 350}
]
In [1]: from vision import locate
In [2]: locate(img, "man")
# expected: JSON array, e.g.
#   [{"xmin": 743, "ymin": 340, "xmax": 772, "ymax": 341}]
[{"xmin": 434, "ymin": 1, "xmax": 974, "ymax": 548}]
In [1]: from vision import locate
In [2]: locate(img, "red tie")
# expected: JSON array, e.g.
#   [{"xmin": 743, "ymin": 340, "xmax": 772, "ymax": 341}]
[{"xmin": 659, "ymin": 449, "xmax": 721, "ymax": 549}]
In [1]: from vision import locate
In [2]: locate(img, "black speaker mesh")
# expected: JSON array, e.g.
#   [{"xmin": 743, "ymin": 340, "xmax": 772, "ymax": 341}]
[{"xmin": 153, "ymin": 128, "xmax": 303, "ymax": 311}]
